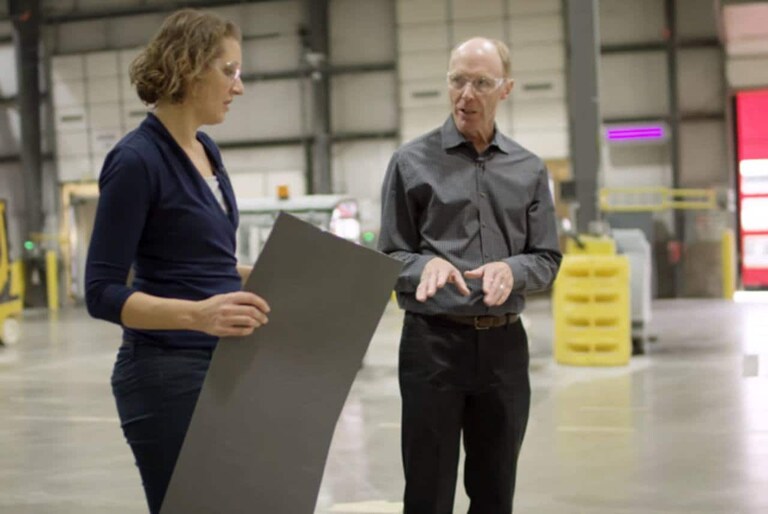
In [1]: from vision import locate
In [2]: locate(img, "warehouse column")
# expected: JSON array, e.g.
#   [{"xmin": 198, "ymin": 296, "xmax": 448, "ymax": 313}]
[
  {"xmin": 304, "ymin": 0, "xmax": 331, "ymax": 194},
  {"xmin": 9, "ymin": 0, "xmax": 43, "ymax": 240},
  {"xmin": 565, "ymin": 0, "xmax": 602, "ymax": 233}
]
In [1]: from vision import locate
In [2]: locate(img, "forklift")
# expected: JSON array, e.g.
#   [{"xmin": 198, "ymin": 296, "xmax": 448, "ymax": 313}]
[{"xmin": 0, "ymin": 199, "xmax": 22, "ymax": 345}]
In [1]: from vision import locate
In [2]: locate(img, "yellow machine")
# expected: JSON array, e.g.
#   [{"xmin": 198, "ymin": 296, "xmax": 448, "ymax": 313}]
[{"xmin": 0, "ymin": 200, "xmax": 23, "ymax": 345}]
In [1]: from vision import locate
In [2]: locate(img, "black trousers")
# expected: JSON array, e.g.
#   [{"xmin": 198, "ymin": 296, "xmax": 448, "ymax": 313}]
[
  {"xmin": 111, "ymin": 341, "xmax": 212, "ymax": 514},
  {"xmin": 399, "ymin": 312, "xmax": 531, "ymax": 514}
]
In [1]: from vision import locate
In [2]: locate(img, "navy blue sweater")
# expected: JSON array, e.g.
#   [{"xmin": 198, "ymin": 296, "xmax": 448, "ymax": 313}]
[{"xmin": 85, "ymin": 113, "xmax": 242, "ymax": 349}]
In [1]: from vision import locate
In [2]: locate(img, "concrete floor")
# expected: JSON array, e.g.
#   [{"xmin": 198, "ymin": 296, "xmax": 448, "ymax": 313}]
[{"xmin": 1, "ymin": 296, "xmax": 768, "ymax": 513}]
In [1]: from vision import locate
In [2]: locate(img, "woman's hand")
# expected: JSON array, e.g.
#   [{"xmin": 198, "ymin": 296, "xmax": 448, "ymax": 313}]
[{"xmin": 193, "ymin": 291, "xmax": 270, "ymax": 337}]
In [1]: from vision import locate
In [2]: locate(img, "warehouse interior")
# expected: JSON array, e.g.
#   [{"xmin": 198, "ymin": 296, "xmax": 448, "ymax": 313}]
[{"xmin": 1, "ymin": 0, "xmax": 768, "ymax": 512}]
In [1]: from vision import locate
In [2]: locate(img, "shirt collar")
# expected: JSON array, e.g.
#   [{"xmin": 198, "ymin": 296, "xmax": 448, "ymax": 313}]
[{"xmin": 440, "ymin": 115, "xmax": 512, "ymax": 154}]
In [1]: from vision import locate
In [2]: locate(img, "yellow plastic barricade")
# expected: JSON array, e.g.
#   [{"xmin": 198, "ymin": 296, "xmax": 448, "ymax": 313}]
[{"xmin": 553, "ymin": 254, "xmax": 631, "ymax": 366}]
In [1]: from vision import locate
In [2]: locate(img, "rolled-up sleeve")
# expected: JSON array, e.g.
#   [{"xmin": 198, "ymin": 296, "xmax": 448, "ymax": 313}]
[
  {"xmin": 504, "ymin": 165, "xmax": 562, "ymax": 293},
  {"xmin": 85, "ymin": 147, "xmax": 152, "ymax": 324}
]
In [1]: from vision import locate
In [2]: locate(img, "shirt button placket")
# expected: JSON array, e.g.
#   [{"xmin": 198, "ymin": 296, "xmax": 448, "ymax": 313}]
[{"xmin": 477, "ymin": 159, "xmax": 489, "ymax": 263}]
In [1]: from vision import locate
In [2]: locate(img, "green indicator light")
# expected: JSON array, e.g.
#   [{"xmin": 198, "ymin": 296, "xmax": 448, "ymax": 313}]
[
  {"xmin": 24, "ymin": 240, "xmax": 35, "ymax": 251},
  {"xmin": 363, "ymin": 231, "xmax": 375, "ymax": 243}
]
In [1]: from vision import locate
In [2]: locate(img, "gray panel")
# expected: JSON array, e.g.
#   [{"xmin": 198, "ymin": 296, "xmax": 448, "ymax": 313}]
[
  {"xmin": 600, "ymin": 52, "xmax": 669, "ymax": 118},
  {"xmin": 679, "ymin": 120, "xmax": 727, "ymax": 187},
  {"xmin": 677, "ymin": 0, "xmax": 718, "ymax": 38},
  {"xmin": 599, "ymin": 0, "xmax": 665, "ymax": 45},
  {"xmin": 161, "ymin": 213, "xmax": 402, "ymax": 514},
  {"xmin": 331, "ymin": 0, "xmax": 395, "ymax": 64},
  {"xmin": 331, "ymin": 72, "xmax": 397, "ymax": 133},
  {"xmin": 678, "ymin": 48, "xmax": 724, "ymax": 114},
  {"xmin": 205, "ymin": 80, "xmax": 304, "ymax": 141}
]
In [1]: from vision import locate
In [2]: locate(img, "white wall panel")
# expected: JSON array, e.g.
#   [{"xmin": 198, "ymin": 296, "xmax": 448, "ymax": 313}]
[
  {"xmin": 52, "ymin": 80, "xmax": 86, "ymax": 107},
  {"xmin": 401, "ymin": 105, "xmax": 447, "ymax": 142},
  {"xmin": 399, "ymin": 23, "xmax": 449, "ymax": 53},
  {"xmin": 601, "ymin": 52, "xmax": 668, "ymax": 118},
  {"xmin": 86, "ymin": 77, "xmax": 120, "ymax": 104},
  {"xmin": 510, "ymin": 44, "xmax": 564, "ymax": 73},
  {"xmin": 54, "ymin": 106, "xmax": 88, "ymax": 133},
  {"xmin": 0, "ymin": 45, "xmax": 17, "ymax": 97},
  {"xmin": 91, "ymin": 151, "xmax": 111, "ymax": 175},
  {"xmin": 90, "ymin": 126, "xmax": 121, "ymax": 153},
  {"xmin": 122, "ymin": 102, "xmax": 149, "ymax": 131},
  {"xmin": 331, "ymin": 72, "xmax": 397, "ymax": 133},
  {"xmin": 679, "ymin": 120, "xmax": 727, "ymax": 187},
  {"xmin": 397, "ymin": 0, "xmax": 449, "ymax": 24},
  {"xmin": 514, "ymin": 129, "xmax": 568, "ymax": 159},
  {"xmin": 678, "ymin": 48, "xmax": 723, "ymax": 114},
  {"xmin": 494, "ymin": 102, "xmax": 511, "ymax": 135},
  {"xmin": 599, "ymin": 0, "xmax": 665, "ymax": 45},
  {"xmin": 229, "ymin": 172, "xmax": 268, "ymax": 198},
  {"xmin": 677, "ymin": 0, "xmax": 717, "ymax": 39},
  {"xmin": 331, "ymin": 139, "xmax": 398, "ymax": 228},
  {"xmin": 452, "ymin": 0, "xmax": 503, "ymax": 20},
  {"xmin": 514, "ymin": 71, "xmax": 565, "ymax": 101},
  {"xmin": 240, "ymin": 0, "xmax": 302, "ymax": 37},
  {"xmin": 206, "ymin": 80, "xmax": 303, "ymax": 142},
  {"xmin": 88, "ymin": 103, "xmax": 121, "ymax": 131},
  {"xmin": 604, "ymin": 144, "xmax": 672, "ymax": 188},
  {"xmin": 399, "ymin": 50, "xmax": 449, "ymax": 81},
  {"xmin": 451, "ymin": 20, "xmax": 505, "ymax": 44},
  {"xmin": 55, "ymin": 131, "xmax": 89, "ymax": 158},
  {"xmin": 118, "ymin": 48, "xmax": 141, "ymax": 76},
  {"xmin": 507, "ymin": 0, "xmax": 560, "ymax": 16},
  {"xmin": 243, "ymin": 36, "xmax": 301, "ymax": 74},
  {"xmin": 84, "ymin": 51, "xmax": 119, "ymax": 78},
  {"xmin": 605, "ymin": 165, "xmax": 672, "ymax": 189},
  {"xmin": 57, "ymin": 155, "xmax": 94, "ymax": 183},
  {"xmin": 727, "ymin": 39, "xmax": 768, "ymax": 57},
  {"xmin": 331, "ymin": 0, "xmax": 395, "ymax": 65},
  {"xmin": 508, "ymin": 16, "xmax": 563, "ymax": 45},
  {"xmin": 222, "ymin": 146, "xmax": 304, "ymax": 174},
  {"xmin": 400, "ymin": 79, "xmax": 449, "ymax": 107},
  {"xmin": 511, "ymin": 100, "xmax": 567, "ymax": 130},
  {"xmin": 264, "ymin": 170, "xmax": 306, "ymax": 197},
  {"xmin": 727, "ymin": 56, "xmax": 768, "ymax": 89},
  {"xmin": 52, "ymin": 55, "xmax": 85, "ymax": 81}
]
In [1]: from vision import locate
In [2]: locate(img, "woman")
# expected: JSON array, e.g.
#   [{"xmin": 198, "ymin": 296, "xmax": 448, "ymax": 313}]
[{"xmin": 84, "ymin": 9, "xmax": 270, "ymax": 513}]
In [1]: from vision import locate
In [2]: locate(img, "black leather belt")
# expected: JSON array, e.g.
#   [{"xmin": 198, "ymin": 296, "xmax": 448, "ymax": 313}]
[{"xmin": 441, "ymin": 313, "xmax": 519, "ymax": 330}]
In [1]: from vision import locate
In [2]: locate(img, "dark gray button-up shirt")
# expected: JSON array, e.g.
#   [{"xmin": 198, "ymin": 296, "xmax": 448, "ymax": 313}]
[{"xmin": 378, "ymin": 116, "xmax": 562, "ymax": 316}]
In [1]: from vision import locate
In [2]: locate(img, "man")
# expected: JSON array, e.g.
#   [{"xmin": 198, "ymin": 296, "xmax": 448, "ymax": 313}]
[{"xmin": 378, "ymin": 37, "xmax": 562, "ymax": 514}]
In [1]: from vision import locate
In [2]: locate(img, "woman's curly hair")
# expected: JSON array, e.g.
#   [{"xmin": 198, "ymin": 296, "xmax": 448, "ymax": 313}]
[{"xmin": 129, "ymin": 9, "xmax": 241, "ymax": 105}]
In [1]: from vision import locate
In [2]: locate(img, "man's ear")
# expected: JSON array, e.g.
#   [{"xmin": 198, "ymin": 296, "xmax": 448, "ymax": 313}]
[{"xmin": 500, "ymin": 78, "xmax": 514, "ymax": 100}]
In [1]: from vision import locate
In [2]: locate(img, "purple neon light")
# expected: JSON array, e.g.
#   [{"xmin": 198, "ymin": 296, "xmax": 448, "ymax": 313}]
[{"xmin": 606, "ymin": 126, "xmax": 665, "ymax": 141}]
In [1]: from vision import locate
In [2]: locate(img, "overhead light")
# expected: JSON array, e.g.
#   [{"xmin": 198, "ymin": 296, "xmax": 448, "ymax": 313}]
[{"xmin": 605, "ymin": 124, "xmax": 666, "ymax": 143}]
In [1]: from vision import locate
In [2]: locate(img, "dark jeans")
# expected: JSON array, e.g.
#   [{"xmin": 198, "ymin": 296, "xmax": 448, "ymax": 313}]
[
  {"xmin": 111, "ymin": 341, "xmax": 212, "ymax": 514},
  {"xmin": 399, "ymin": 312, "xmax": 531, "ymax": 514}
]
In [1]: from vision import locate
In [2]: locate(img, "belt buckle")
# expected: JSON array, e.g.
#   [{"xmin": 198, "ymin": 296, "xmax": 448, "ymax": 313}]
[{"xmin": 473, "ymin": 316, "xmax": 493, "ymax": 330}]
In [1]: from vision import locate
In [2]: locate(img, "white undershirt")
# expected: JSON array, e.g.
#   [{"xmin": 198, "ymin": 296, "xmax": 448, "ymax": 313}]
[{"xmin": 204, "ymin": 175, "xmax": 229, "ymax": 213}]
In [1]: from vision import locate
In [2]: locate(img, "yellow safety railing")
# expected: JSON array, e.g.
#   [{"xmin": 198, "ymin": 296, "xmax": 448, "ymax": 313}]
[
  {"xmin": 721, "ymin": 229, "xmax": 735, "ymax": 300},
  {"xmin": 0, "ymin": 201, "xmax": 8, "ymax": 293},
  {"xmin": 599, "ymin": 187, "xmax": 716, "ymax": 212}
]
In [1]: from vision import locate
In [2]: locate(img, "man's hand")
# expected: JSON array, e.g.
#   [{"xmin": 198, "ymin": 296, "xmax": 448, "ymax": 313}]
[
  {"xmin": 416, "ymin": 257, "xmax": 471, "ymax": 302},
  {"xmin": 464, "ymin": 262, "xmax": 513, "ymax": 306}
]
